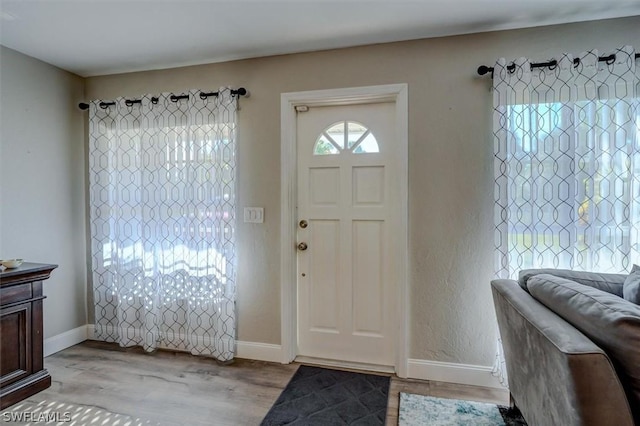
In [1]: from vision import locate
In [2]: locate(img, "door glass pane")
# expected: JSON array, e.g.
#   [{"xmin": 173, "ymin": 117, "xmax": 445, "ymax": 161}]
[
  {"xmin": 325, "ymin": 122, "xmax": 346, "ymax": 149},
  {"xmin": 347, "ymin": 122, "xmax": 368, "ymax": 148},
  {"xmin": 352, "ymin": 132, "xmax": 379, "ymax": 153},
  {"xmin": 314, "ymin": 134, "xmax": 340, "ymax": 155}
]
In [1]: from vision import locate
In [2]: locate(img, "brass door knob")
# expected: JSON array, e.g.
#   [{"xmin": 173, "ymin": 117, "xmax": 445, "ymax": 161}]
[
  {"xmin": 299, "ymin": 220, "xmax": 308, "ymax": 228},
  {"xmin": 297, "ymin": 242, "xmax": 308, "ymax": 251}
]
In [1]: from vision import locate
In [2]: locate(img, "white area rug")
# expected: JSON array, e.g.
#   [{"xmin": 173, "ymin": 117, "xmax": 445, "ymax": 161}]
[
  {"xmin": 399, "ymin": 393, "xmax": 526, "ymax": 426},
  {"xmin": 1, "ymin": 398, "xmax": 158, "ymax": 426}
]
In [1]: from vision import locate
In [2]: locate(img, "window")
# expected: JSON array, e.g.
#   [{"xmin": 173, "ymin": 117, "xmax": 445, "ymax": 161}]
[{"xmin": 313, "ymin": 121, "xmax": 379, "ymax": 155}]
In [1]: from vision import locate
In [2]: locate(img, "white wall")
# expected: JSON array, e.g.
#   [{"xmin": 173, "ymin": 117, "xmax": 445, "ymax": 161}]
[{"xmin": 0, "ymin": 46, "xmax": 87, "ymax": 339}]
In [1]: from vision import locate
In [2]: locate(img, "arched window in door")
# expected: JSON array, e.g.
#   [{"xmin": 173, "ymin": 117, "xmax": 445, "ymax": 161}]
[{"xmin": 313, "ymin": 121, "xmax": 379, "ymax": 155}]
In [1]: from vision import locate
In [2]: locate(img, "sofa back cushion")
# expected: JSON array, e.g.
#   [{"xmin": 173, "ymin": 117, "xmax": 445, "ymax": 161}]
[
  {"xmin": 528, "ymin": 274, "xmax": 640, "ymax": 424},
  {"xmin": 518, "ymin": 268, "xmax": 625, "ymax": 296},
  {"xmin": 623, "ymin": 264, "xmax": 640, "ymax": 305}
]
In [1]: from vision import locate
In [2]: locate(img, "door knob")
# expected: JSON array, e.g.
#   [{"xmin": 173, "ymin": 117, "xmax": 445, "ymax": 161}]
[
  {"xmin": 297, "ymin": 242, "xmax": 308, "ymax": 251},
  {"xmin": 299, "ymin": 220, "xmax": 308, "ymax": 228}
]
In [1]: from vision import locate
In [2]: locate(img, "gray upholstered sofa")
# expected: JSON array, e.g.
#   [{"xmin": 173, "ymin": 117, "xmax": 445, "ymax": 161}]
[{"xmin": 491, "ymin": 269, "xmax": 640, "ymax": 426}]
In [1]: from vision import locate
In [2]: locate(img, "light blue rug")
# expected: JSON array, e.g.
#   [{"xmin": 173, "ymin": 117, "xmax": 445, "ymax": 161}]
[{"xmin": 399, "ymin": 393, "xmax": 526, "ymax": 426}]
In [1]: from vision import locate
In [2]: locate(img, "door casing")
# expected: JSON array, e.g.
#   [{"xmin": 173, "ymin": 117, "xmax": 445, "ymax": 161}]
[{"xmin": 280, "ymin": 84, "xmax": 408, "ymax": 378}]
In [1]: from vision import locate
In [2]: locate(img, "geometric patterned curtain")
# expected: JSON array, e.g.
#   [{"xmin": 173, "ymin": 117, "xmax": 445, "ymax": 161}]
[
  {"xmin": 494, "ymin": 45, "xmax": 640, "ymax": 279},
  {"xmin": 88, "ymin": 88, "xmax": 237, "ymax": 361}
]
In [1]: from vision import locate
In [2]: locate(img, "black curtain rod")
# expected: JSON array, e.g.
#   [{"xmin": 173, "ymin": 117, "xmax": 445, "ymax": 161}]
[
  {"xmin": 78, "ymin": 87, "xmax": 248, "ymax": 110},
  {"xmin": 477, "ymin": 53, "xmax": 640, "ymax": 77}
]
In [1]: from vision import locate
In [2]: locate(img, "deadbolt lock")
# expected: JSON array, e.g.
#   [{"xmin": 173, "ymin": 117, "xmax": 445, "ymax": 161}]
[
  {"xmin": 297, "ymin": 242, "xmax": 308, "ymax": 251},
  {"xmin": 299, "ymin": 220, "xmax": 308, "ymax": 228}
]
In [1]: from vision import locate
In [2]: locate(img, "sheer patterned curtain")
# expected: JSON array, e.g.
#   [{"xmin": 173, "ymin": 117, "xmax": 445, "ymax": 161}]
[
  {"xmin": 89, "ymin": 88, "xmax": 237, "ymax": 361},
  {"xmin": 492, "ymin": 45, "xmax": 639, "ymax": 384},
  {"xmin": 494, "ymin": 45, "xmax": 639, "ymax": 278}
]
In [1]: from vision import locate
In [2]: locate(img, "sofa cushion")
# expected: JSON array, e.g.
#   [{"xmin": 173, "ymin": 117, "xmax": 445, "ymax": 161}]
[
  {"xmin": 518, "ymin": 268, "xmax": 625, "ymax": 296},
  {"xmin": 623, "ymin": 264, "xmax": 640, "ymax": 305},
  {"xmin": 528, "ymin": 274, "xmax": 640, "ymax": 424}
]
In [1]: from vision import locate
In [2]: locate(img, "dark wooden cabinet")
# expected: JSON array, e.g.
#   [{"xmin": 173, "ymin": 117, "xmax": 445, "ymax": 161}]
[{"xmin": 0, "ymin": 263, "xmax": 57, "ymax": 409}]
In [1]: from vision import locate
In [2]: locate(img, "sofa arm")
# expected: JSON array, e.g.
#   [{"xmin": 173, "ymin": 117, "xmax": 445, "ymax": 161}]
[{"xmin": 491, "ymin": 279, "xmax": 634, "ymax": 426}]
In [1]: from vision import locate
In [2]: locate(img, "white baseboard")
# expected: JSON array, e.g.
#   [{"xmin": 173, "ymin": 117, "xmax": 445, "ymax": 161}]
[
  {"xmin": 44, "ymin": 325, "xmax": 90, "ymax": 357},
  {"xmin": 407, "ymin": 358, "xmax": 509, "ymax": 396},
  {"xmin": 88, "ymin": 324, "xmax": 282, "ymax": 363},
  {"xmin": 235, "ymin": 341, "xmax": 283, "ymax": 363},
  {"xmin": 49, "ymin": 325, "xmax": 506, "ymax": 399}
]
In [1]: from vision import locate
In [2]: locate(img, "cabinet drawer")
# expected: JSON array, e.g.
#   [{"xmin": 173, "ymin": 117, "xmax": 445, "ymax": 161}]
[{"xmin": 0, "ymin": 283, "xmax": 32, "ymax": 306}]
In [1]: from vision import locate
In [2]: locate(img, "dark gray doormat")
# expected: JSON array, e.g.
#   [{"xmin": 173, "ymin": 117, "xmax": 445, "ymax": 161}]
[{"xmin": 261, "ymin": 365, "xmax": 390, "ymax": 425}]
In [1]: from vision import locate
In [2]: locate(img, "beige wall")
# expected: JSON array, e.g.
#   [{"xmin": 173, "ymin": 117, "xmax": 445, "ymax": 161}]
[
  {"xmin": 86, "ymin": 17, "xmax": 640, "ymax": 365},
  {"xmin": 85, "ymin": 16, "xmax": 639, "ymax": 365},
  {"xmin": 0, "ymin": 46, "xmax": 87, "ymax": 338}
]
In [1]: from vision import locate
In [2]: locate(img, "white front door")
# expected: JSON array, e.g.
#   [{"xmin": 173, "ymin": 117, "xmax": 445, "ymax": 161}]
[{"xmin": 296, "ymin": 102, "xmax": 399, "ymax": 367}]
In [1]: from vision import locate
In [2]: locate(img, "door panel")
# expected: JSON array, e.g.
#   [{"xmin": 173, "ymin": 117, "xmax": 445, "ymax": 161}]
[
  {"xmin": 352, "ymin": 220, "xmax": 384, "ymax": 336},
  {"xmin": 309, "ymin": 167, "xmax": 340, "ymax": 206},
  {"xmin": 353, "ymin": 166, "xmax": 385, "ymax": 205},
  {"xmin": 308, "ymin": 219, "xmax": 340, "ymax": 332},
  {"xmin": 297, "ymin": 102, "xmax": 397, "ymax": 367}
]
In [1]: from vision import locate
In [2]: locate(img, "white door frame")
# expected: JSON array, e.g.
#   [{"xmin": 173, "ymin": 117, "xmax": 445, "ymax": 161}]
[{"xmin": 280, "ymin": 84, "xmax": 409, "ymax": 378}]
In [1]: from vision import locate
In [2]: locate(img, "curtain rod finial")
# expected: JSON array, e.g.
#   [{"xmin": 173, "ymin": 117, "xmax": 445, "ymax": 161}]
[
  {"xmin": 232, "ymin": 87, "xmax": 248, "ymax": 98},
  {"xmin": 477, "ymin": 65, "xmax": 493, "ymax": 76}
]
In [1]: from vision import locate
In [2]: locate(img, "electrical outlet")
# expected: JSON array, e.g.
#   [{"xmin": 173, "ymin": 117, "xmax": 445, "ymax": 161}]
[{"xmin": 244, "ymin": 207, "xmax": 264, "ymax": 223}]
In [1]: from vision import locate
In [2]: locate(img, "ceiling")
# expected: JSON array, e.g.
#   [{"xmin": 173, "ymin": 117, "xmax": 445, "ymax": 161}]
[{"xmin": 1, "ymin": 0, "xmax": 639, "ymax": 77}]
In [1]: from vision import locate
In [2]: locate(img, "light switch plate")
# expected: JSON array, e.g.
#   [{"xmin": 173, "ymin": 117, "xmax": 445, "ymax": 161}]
[{"xmin": 244, "ymin": 207, "xmax": 264, "ymax": 223}]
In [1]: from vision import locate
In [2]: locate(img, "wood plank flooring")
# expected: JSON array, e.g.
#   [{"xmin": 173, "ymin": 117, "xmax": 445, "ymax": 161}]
[{"xmin": 0, "ymin": 341, "xmax": 507, "ymax": 425}]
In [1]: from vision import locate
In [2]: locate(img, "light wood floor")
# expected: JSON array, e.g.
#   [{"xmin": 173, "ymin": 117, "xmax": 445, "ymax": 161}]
[{"xmin": 1, "ymin": 341, "xmax": 507, "ymax": 425}]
